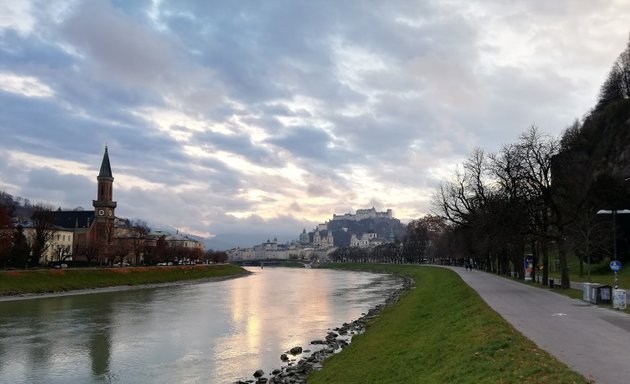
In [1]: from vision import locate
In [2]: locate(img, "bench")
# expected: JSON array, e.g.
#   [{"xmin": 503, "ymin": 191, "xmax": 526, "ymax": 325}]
[{"xmin": 548, "ymin": 278, "xmax": 562, "ymax": 288}]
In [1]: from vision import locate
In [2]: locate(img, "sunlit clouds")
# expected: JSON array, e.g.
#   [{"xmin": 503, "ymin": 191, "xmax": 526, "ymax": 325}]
[
  {"xmin": 0, "ymin": 0, "xmax": 629, "ymax": 243},
  {"xmin": 0, "ymin": 73, "xmax": 54, "ymax": 98}
]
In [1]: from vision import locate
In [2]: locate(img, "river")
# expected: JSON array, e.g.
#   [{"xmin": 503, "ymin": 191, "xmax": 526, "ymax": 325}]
[{"xmin": 0, "ymin": 267, "xmax": 403, "ymax": 383}]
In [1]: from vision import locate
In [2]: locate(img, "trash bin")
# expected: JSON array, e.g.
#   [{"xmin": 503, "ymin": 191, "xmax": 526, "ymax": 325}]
[{"xmin": 589, "ymin": 284, "xmax": 612, "ymax": 304}]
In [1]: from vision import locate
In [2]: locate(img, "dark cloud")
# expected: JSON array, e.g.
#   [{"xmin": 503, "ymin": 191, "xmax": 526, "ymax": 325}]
[
  {"xmin": 21, "ymin": 167, "xmax": 94, "ymax": 209},
  {"xmin": 266, "ymin": 127, "xmax": 335, "ymax": 160}
]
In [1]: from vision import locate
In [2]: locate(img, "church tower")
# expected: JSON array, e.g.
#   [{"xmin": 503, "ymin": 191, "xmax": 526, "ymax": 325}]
[{"xmin": 92, "ymin": 146, "xmax": 117, "ymax": 245}]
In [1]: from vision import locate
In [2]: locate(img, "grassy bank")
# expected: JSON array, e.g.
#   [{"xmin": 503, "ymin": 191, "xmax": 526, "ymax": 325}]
[
  {"xmin": 0, "ymin": 264, "xmax": 247, "ymax": 296},
  {"xmin": 309, "ymin": 264, "xmax": 588, "ymax": 384},
  {"xmin": 549, "ymin": 257, "xmax": 630, "ymax": 287}
]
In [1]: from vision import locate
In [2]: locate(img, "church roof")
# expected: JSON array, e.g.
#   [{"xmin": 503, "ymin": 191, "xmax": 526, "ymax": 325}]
[
  {"xmin": 99, "ymin": 146, "xmax": 113, "ymax": 178},
  {"xmin": 51, "ymin": 211, "xmax": 95, "ymax": 229}
]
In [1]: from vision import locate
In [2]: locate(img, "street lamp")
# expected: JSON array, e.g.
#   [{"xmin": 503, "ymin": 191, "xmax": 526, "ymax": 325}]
[{"xmin": 596, "ymin": 209, "xmax": 630, "ymax": 289}]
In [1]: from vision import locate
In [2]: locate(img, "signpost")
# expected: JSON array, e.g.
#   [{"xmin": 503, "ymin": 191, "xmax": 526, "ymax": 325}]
[
  {"xmin": 610, "ymin": 260, "xmax": 622, "ymax": 290},
  {"xmin": 597, "ymin": 209, "xmax": 630, "ymax": 289},
  {"xmin": 610, "ymin": 260, "xmax": 622, "ymax": 271},
  {"xmin": 596, "ymin": 205, "xmax": 630, "ymax": 310},
  {"xmin": 610, "ymin": 261, "xmax": 626, "ymax": 310}
]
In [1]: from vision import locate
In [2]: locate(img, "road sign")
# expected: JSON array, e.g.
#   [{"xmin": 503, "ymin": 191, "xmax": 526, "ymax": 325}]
[{"xmin": 610, "ymin": 260, "xmax": 622, "ymax": 272}]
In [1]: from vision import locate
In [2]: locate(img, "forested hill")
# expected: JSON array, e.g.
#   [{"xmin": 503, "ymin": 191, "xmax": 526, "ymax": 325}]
[
  {"xmin": 327, "ymin": 217, "xmax": 406, "ymax": 247},
  {"xmin": 562, "ymin": 100, "xmax": 630, "ymax": 181},
  {"xmin": 557, "ymin": 37, "xmax": 630, "ymax": 210}
]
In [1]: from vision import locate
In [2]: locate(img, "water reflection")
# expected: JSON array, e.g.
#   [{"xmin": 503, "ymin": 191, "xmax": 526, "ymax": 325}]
[{"xmin": 0, "ymin": 268, "xmax": 402, "ymax": 383}]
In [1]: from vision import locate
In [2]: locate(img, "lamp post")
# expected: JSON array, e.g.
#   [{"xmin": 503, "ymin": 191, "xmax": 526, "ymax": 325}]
[{"xmin": 596, "ymin": 209, "xmax": 630, "ymax": 289}]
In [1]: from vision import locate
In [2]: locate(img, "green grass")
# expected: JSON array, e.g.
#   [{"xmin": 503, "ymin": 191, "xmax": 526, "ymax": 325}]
[
  {"xmin": 275, "ymin": 261, "xmax": 308, "ymax": 268},
  {"xmin": 0, "ymin": 264, "xmax": 247, "ymax": 295},
  {"xmin": 309, "ymin": 264, "xmax": 589, "ymax": 384},
  {"xmin": 549, "ymin": 257, "xmax": 630, "ymax": 287},
  {"xmin": 537, "ymin": 258, "xmax": 630, "ymax": 313}
]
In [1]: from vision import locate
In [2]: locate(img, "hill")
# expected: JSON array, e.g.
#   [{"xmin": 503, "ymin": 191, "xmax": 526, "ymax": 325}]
[{"xmin": 327, "ymin": 217, "xmax": 406, "ymax": 247}]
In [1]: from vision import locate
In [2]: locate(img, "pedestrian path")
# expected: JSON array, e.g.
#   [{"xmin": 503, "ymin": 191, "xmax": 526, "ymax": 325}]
[{"xmin": 448, "ymin": 267, "xmax": 630, "ymax": 384}]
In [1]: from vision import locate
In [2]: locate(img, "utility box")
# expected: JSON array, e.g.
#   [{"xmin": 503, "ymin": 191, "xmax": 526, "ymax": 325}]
[
  {"xmin": 582, "ymin": 282, "xmax": 595, "ymax": 302},
  {"xmin": 589, "ymin": 284, "xmax": 612, "ymax": 305},
  {"xmin": 613, "ymin": 289, "xmax": 627, "ymax": 310}
]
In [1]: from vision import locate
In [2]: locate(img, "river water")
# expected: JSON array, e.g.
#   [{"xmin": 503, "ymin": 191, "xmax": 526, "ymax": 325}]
[{"xmin": 0, "ymin": 267, "xmax": 402, "ymax": 383}]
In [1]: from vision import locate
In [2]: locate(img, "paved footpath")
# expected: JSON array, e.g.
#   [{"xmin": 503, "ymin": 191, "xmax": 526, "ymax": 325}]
[{"xmin": 447, "ymin": 267, "xmax": 630, "ymax": 384}]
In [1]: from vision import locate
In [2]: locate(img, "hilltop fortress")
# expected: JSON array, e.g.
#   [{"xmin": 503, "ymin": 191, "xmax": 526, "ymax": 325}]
[
  {"xmin": 332, "ymin": 207, "xmax": 393, "ymax": 222},
  {"xmin": 228, "ymin": 207, "xmax": 404, "ymax": 263}
]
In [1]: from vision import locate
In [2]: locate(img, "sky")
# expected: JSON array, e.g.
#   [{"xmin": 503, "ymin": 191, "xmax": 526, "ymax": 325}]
[{"xmin": 1, "ymin": 0, "xmax": 629, "ymax": 245}]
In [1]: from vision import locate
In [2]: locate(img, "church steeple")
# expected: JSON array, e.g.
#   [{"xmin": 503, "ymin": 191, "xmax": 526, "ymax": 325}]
[
  {"xmin": 91, "ymin": 146, "xmax": 118, "ymax": 258},
  {"xmin": 99, "ymin": 146, "xmax": 113, "ymax": 178},
  {"xmin": 93, "ymin": 146, "xmax": 117, "ymax": 226}
]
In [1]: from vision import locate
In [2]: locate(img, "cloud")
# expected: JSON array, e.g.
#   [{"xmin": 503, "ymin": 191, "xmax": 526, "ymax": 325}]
[
  {"xmin": 0, "ymin": 1, "xmax": 35, "ymax": 36},
  {"xmin": 13, "ymin": 166, "xmax": 94, "ymax": 210},
  {"xmin": 1, "ymin": 0, "xmax": 629, "ymax": 244},
  {"xmin": 0, "ymin": 72, "xmax": 54, "ymax": 97}
]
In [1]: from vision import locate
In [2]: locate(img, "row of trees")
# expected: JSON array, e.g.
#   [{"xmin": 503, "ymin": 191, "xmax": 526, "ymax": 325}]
[
  {"xmin": 331, "ymin": 36, "xmax": 630, "ymax": 289},
  {"xmin": 430, "ymin": 36, "xmax": 630, "ymax": 288}
]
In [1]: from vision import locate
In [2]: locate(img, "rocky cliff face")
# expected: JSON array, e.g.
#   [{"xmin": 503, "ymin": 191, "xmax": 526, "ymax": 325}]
[{"xmin": 561, "ymin": 99, "xmax": 630, "ymax": 183}]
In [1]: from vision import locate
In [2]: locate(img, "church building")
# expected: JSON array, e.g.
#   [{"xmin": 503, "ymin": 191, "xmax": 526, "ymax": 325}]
[
  {"xmin": 31, "ymin": 146, "xmax": 203, "ymax": 265},
  {"xmin": 50, "ymin": 146, "xmax": 119, "ymax": 263}
]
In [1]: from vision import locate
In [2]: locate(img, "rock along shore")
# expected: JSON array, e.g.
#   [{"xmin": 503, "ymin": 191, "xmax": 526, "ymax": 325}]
[{"xmin": 235, "ymin": 273, "xmax": 414, "ymax": 384}]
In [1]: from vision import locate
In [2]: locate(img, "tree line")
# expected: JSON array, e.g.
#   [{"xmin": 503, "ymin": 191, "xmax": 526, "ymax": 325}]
[
  {"xmin": 331, "ymin": 36, "xmax": 630, "ymax": 289},
  {"xmin": 432, "ymin": 36, "xmax": 630, "ymax": 288}
]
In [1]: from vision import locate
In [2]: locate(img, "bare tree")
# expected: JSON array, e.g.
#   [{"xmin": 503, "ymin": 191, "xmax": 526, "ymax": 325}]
[
  {"xmin": 111, "ymin": 241, "xmax": 131, "ymax": 266},
  {"xmin": 566, "ymin": 208, "xmax": 609, "ymax": 280},
  {"xmin": 433, "ymin": 149, "xmax": 496, "ymax": 269},
  {"xmin": 155, "ymin": 236, "xmax": 168, "ymax": 263},
  {"xmin": 30, "ymin": 204, "xmax": 56, "ymax": 267},
  {"xmin": 128, "ymin": 219, "xmax": 150, "ymax": 265},
  {"xmin": 205, "ymin": 249, "xmax": 228, "ymax": 264},
  {"xmin": 402, "ymin": 219, "xmax": 430, "ymax": 263},
  {"xmin": 76, "ymin": 244, "xmax": 99, "ymax": 266},
  {"xmin": 10, "ymin": 225, "xmax": 30, "ymax": 268},
  {"xmin": 0, "ymin": 204, "xmax": 14, "ymax": 268},
  {"xmin": 517, "ymin": 126, "xmax": 572, "ymax": 287}
]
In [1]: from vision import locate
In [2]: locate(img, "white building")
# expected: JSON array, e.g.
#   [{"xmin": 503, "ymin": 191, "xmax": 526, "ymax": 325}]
[
  {"xmin": 20, "ymin": 225, "xmax": 74, "ymax": 263},
  {"xmin": 150, "ymin": 230, "xmax": 204, "ymax": 252},
  {"xmin": 350, "ymin": 232, "xmax": 377, "ymax": 247},
  {"xmin": 227, "ymin": 239, "xmax": 336, "ymax": 262},
  {"xmin": 313, "ymin": 226, "xmax": 334, "ymax": 248}
]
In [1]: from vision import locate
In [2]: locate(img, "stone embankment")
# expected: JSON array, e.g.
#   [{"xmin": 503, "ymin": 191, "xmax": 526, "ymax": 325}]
[{"xmin": 234, "ymin": 274, "xmax": 413, "ymax": 384}]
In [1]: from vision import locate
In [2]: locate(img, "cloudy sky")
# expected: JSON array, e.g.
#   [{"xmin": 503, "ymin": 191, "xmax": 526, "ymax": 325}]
[{"xmin": 1, "ymin": 0, "xmax": 629, "ymax": 244}]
